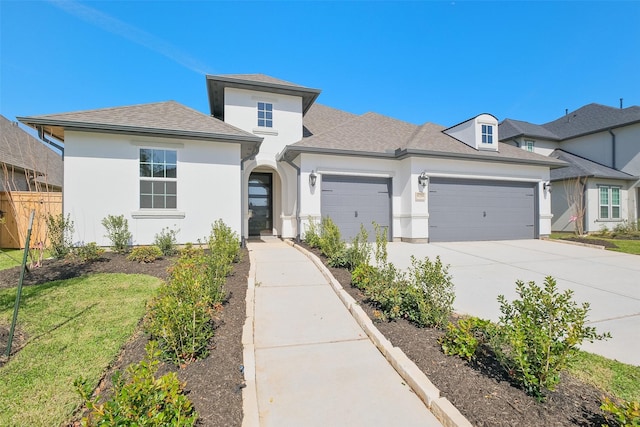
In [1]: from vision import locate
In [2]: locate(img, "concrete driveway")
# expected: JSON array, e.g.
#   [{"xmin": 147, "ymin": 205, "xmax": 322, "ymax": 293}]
[{"xmin": 386, "ymin": 239, "xmax": 640, "ymax": 366}]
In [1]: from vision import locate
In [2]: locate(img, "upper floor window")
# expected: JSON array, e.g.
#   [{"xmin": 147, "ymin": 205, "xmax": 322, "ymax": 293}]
[
  {"xmin": 140, "ymin": 148, "xmax": 177, "ymax": 209},
  {"xmin": 257, "ymin": 102, "xmax": 273, "ymax": 128},
  {"xmin": 599, "ymin": 185, "xmax": 620, "ymax": 219},
  {"xmin": 525, "ymin": 140, "xmax": 535, "ymax": 152},
  {"xmin": 481, "ymin": 124, "xmax": 493, "ymax": 144}
]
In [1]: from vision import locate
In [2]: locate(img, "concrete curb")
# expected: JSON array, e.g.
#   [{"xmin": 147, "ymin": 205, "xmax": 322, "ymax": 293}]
[
  {"xmin": 241, "ymin": 248, "xmax": 259, "ymax": 427},
  {"xmin": 286, "ymin": 239, "xmax": 473, "ymax": 427},
  {"xmin": 541, "ymin": 237, "xmax": 606, "ymax": 250}
]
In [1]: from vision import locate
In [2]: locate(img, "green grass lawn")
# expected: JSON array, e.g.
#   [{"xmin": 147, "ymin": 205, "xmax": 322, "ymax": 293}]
[
  {"xmin": 0, "ymin": 273, "xmax": 161, "ymax": 426},
  {"xmin": 0, "ymin": 249, "xmax": 23, "ymax": 270},
  {"xmin": 570, "ymin": 350, "xmax": 640, "ymax": 402},
  {"xmin": 549, "ymin": 232, "xmax": 640, "ymax": 255}
]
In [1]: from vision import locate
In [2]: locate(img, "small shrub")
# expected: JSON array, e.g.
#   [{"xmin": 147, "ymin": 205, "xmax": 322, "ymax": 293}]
[
  {"xmin": 440, "ymin": 316, "xmax": 495, "ymax": 361},
  {"xmin": 72, "ymin": 242, "xmax": 105, "ymax": 262},
  {"xmin": 101, "ymin": 214, "xmax": 132, "ymax": 254},
  {"xmin": 75, "ymin": 341, "xmax": 198, "ymax": 426},
  {"xmin": 319, "ymin": 216, "xmax": 345, "ymax": 261},
  {"xmin": 373, "ymin": 222, "xmax": 389, "ymax": 266},
  {"xmin": 493, "ymin": 276, "xmax": 610, "ymax": 399},
  {"xmin": 344, "ymin": 224, "xmax": 371, "ymax": 271},
  {"xmin": 304, "ymin": 218, "xmax": 322, "ymax": 248},
  {"xmin": 601, "ymin": 397, "xmax": 640, "ymax": 427},
  {"xmin": 351, "ymin": 264, "xmax": 378, "ymax": 291},
  {"xmin": 405, "ymin": 255, "xmax": 455, "ymax": 328},
  {"xmin": 46, "ymin": 213, "xmax": 74, "ymax": 259},
  {"xmin": 128, "ymin": 245, "xmax": 163, "ymax": 263},
  {"xmin": 154, "ymin": 227, "xmax": 179, "ymax": 256}
]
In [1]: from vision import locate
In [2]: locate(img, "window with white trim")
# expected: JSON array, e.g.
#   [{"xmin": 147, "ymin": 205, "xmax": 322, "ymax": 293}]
[
  {"xmin": 481, "ymin": 124, "xmax": 493, "ymax": 144},
  {"xmin": 599, "ymin": 185, "xmax": 620, "ymax": 219},
  {"xmin": 525, "ymin": 140, "xmax": 535, "ymax": 152},
  {"xmin": 257, "ymin": 102, "xmax": 273, "ymax": 128},
  {"xmin": 139, "ymin": 148, "xmax": 177, "ymax": 209}
]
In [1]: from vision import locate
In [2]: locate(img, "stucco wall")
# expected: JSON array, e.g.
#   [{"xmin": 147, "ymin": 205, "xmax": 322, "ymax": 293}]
[{"xmin": 64, "ymin": 131, "xmax": 242, "ymax": 246}]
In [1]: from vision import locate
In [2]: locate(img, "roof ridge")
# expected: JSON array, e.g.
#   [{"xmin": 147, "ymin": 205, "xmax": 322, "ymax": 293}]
[{"xmin": 31, "ymin": 100, "xmax": 177, "ymax": 118}]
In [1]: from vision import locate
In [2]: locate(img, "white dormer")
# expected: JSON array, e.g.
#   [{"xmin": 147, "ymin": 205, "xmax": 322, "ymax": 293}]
[{"xmin": 444, "ymin": 113, "xmax": 499, "ymax": 151}]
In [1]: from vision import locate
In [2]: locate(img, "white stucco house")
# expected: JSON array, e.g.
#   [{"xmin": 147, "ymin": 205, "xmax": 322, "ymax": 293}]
[
  {"xmin": 500, "ymin": 103, "xmax": 640, "ymax": 233},
  {"xmin": 18, "ymin": 74, "xmax": 564, "ymax": 246}
]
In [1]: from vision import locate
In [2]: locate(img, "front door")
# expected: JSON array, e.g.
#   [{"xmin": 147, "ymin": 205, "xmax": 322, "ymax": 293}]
[{"xmin": 248, "ymin": 172, "xmax": 272, "ymax": 236}]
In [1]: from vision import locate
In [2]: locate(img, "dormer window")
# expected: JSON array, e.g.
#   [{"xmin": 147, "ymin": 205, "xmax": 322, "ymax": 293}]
[
  {"xmin": 525, "ymin": 140, "xmax": 535, "ymax": 152},
  {"xmin": 481, "ymin": 124, "xmax": 493, "ymax": 144},
  {"xmin": 257, "ymin": 102, "xmax": 273, "ymax": 128}
]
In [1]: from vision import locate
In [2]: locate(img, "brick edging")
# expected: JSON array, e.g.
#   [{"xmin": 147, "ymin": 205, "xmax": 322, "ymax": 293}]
[{"xmin": 286, "ymin": 239, "xmax": 473, "ymax": 427}]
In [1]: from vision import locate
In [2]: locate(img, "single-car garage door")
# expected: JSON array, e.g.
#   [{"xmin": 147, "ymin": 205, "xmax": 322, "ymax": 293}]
[
  {"xmin": 321, "ymin": 175, "xmax": 391, "ymax": 241},
  {"xmin": 429, "ymin": 178, "xmax": 537, "ymax": 242}
]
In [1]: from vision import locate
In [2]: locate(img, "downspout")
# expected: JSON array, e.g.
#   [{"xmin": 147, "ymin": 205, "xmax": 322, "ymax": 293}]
[
  {"xmin": 283, "ymin": 157, "xmax": 301, "ymax": 242},
  {"xmin": 37, "ymin": 126, "xmax": 64, "ymax": 154},
  {"xmin": 240, "ymin": 145, "xmax": 260, "ymax": 248},
  {"xmin": 608, "ymin": 129, "xmax": 616, "ymax": 170}
]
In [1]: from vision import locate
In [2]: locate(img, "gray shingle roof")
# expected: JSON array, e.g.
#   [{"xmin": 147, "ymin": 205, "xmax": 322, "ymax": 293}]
[
  {"xmin": 500, "ymin": 103, "xmax": 640, "ymax": 141},
  {"xmin": 0, "ymin": 115, "xmax": 63, "ymax": 188},
  {"xmin": 302, "ymin": 103, "xmax": 357, "ymax": 137},
  {"xmin": 549, "ymin": 149, "xmax": 637, "ymax": 181},
  {"xmin": 282, "ymin": 113, "xmax": 565, "ymax": 167},
  {"xmin": 499, "ymin": 119, "xmax": 560, "ymax": 141},
  {"xmin": 18, "ymin": 101, "xmax": 262, "ymax": 158},
  {"xmin": 213, "ymin": 74, "xmax": 308, "ymax": 89}
]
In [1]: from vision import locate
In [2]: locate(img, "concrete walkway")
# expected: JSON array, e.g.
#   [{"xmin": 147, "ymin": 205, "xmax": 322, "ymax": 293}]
[{"xmin": 243, "ymin": 239, "xmax": 443, "ymax": 427}]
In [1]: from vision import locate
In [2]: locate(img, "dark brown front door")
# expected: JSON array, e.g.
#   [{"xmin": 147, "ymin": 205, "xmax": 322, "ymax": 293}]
[{"xmin": 248, "ymin": 172, "xmax": 272, "ymax": 236}]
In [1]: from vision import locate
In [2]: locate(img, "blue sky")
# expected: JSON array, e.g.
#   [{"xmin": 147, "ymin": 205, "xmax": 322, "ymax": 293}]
[{"xmin": 1, "ymin": 1, "xmax": 639, "ymax": 131}]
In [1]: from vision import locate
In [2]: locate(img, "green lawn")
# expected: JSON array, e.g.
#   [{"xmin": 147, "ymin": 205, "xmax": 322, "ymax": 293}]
[
  {"xmin": 0, "ymin": 249, "xmax": 23, "ymax": 270},
  {"xmin": 0, "ymin": 273, "xmax": 161, "ymax": 426},
  {"xmin": 549, "ymin": 233, "xmax": 640, "ymax": 255},
  {"xmin": 570, "ymin": 350, "xmax": 640, "ymax": 402}
]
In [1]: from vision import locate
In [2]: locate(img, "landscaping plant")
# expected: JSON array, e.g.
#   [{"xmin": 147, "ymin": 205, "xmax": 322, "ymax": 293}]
[
  {"xmin": 493, "ymin": 276, "xmax": 610, "ymax": 399},
  {"xmin": 601, "ymin": 397, "xmax": 640, "ymax": 427},
  {"xmin": 319, "ymin": 216, "xmax": 346, "ymax": 266},
  {"xmin": 343, "ymin": 224, "xmax": 371, "ymax": 271},
  {"xmin": 46, "ymin": 213, "xmax": 74, "ymax": 259},
  {"xmin": 128, "ymin": 245, "xmax": 163, "ymax": 263},
  {"xmin": 75, "ymin": 341, "xmax": 198, "ymax": 426},
  {"xmin": 154, "ymin": 226, "xmax": 179, "ymax": 256},
  {"xmin": 404, "ymin": 255, "xmax": 454, "ymax": 328},
  {"xmin": 101, "ymin": 214, "xmax": 132, "ymax": 253},
  {"xmin": 303, "ymin": 218, "xmax": 321, "ymax": 248},
  {"xmin": 72, "ymin": 242, "xmax": 105, "ymax": 262},
  {"xmin": 440, "ymin": 316, "xmax": 495, "ymax": 361}
]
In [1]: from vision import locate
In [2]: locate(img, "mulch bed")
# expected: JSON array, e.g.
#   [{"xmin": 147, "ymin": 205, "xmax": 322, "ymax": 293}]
[
  {"xmin": 0, "ymin": 250, "xmax": 249, "ymax": 427},
  {"xmin": 559, "ymin": 237, "xmax": 619, "ymax": 248},
  {"xmin": 301, "ymin": 243, "xmax": 612, "ymax": 427}
]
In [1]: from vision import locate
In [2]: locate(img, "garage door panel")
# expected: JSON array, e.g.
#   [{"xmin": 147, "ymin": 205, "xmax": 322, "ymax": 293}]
[
  {"xmin": 321, "ymin": 175, "xmax": 391, "ymax": 241},
  {"xmin": 429, "ymin": 178, "xmax": 536, "ymax": 242}
]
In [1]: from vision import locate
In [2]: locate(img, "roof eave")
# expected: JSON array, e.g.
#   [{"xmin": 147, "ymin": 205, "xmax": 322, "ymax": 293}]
[
  {"xmin": 17, "ymin": 117, "xmax": 263, "ymax": 144},
  {"xmin": 397, "ymin": 148, "xmax": 568, "ymax": 168},
  {"xmin": 278, "ymin": 146, "xmax": 396, "ymax": 162}
]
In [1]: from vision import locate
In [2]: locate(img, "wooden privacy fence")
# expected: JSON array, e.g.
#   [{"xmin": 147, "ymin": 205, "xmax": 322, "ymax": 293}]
[{"xmin": 0, "ymin": 191, "xmax": 62, "ymax": 249}]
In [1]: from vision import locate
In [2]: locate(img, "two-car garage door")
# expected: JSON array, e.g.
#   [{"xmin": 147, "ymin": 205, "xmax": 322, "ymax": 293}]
[
  {"xmin": 428, "ymin": 178, "xmax": 537, "ymax": 242},
  {"xmin": 320, "ymin": 175, "xmax": 537, "ymax": 243}
]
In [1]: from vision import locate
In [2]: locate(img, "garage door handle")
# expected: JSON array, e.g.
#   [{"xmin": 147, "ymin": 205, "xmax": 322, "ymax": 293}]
[
  {"xmin": 355, "ymin": 210, "xmax": 358, "ymax": 218},
  {"xmin": 483, "ymin": 211, "xmax": 486, "ymax": 217}
]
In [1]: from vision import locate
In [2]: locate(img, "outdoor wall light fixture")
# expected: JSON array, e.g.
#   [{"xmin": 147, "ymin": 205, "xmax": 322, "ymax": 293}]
[
  {"xmin": 418, "ymin": 172, "xmax": 429, "ymax": 187},
  {"xmin": 543, "ymin": 182, "xmax": 552, "ymax": 193},
  {"xmin": 309, "ymin": 171, "xmax": 317, "ymax": 187}
]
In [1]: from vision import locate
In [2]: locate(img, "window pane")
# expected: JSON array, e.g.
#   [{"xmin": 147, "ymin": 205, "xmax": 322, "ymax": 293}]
[
  {"xmin": 165, "ymin": 151, "xmax": 177, "ymax": 164},
  {"xmin": 140, "ymin": 194, "xmax": 152, "ymax": 209},
  {"xmin": 599, "ymin": 187, "xmax": 609, "ymax": 205},
  {"xmin": 612, "ymin": 206, "xmax": 620, "ymax": 219},
  {"xmin": 153, "ymin": 164, "xmax": 165, "ymax": 177},
  {"xmin": 258, "ymin": 102, "xmax": 264, "ymax": 110},
  {"xmin": 258, "ymin": 119, "xmax": 265, "ymax": 127},
  {"xmin": 166, "ymin": 181, "xmax": 177, "ymax": 195},
  {"xmin": 258, "ymin": 111, "xmax": 265, "ymax": 119},
  {"xmin": 266, "ymin": 103, "xmax": 272, "ymax": 111},
  {"xmin": 266, "ymin": 120, "xmax": 273, "ymax": 127},
  {"xmin": 140, "ymin": 163, "xmax": 152, "ymax": 177},
  {"xmin": 140, "ymin": 180, "xmax": 152, "ymax": 194},
  {"xmin": 140, "ymin": 149, "xmax": 152, "ymax": 163},
  {"xmin": 266, "ymin": 111, "xmax": 272, "ymax": 119},
  {"xmin": 153, "ymin": 195, "xmax": 165, "ymax": 208},
  {"xmin": 152, "ymin": 149, "xmax": 165, "ymax": 164},
  {"xmin": 153, "ymin": 181, "xmax": 165, "ymax": 194},
  {"xmin": 166, "ymin": 165, "xmax": 177, "ymax": 178},
  {"xmin": 487, "ymin": 135, "xmax": 493, "ymax": 144},
  {"xmin": 166, "ymin": 196, "xmax": 177, "ymax": 209},
  {"xmin": 487, "ymin": 126, "xmax": 493, "ymax": 135},
  {"xmin": 611, "ymin": 188, "xmax": 620, "ymax": 205},
  {"xmin": 600, "ymin": 206, "xmax": 609, "ymax": 219}
]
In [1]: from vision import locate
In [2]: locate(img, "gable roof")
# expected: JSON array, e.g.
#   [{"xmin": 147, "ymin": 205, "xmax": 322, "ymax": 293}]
[
  {"xmin": 206, "ymin": 73, "xmax": 321, "ymax": 120},
  {"xmin": 549, "ymin": 149, "xmax": 637, "ymax": 181},
  {"xmin": 281, "ymin": 113, "xmax": 565, "ymax": 167},
  {"xmin": 500, "ymin": 103, "xmax": 640, "ymax": 141},
  {"xmin": 0, "ymin": 115, "xmax": 63, "ymax": 188},
  {"xmin": 18, "ymin": 101, "xmax": 262, "ymax": 158},
  {"xmin": 303, "ymin": 103, "xmax": 357, "ymax": 137}
]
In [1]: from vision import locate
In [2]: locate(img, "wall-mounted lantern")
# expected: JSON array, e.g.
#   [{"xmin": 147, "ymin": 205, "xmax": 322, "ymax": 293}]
[
  {"xmin": 418, "ymin": 172, "xmax": 429, "ymax": 187},
  {"xmin": 309, "ymin": 171, "xmax": 317, "ymax": 187},
  {"xmin": 543, "ymin": 181, "xmax": 552, "ymax": 193}
]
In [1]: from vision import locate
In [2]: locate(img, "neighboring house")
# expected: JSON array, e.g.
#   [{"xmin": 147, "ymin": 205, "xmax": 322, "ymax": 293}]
[
  {"xmin": 18, "ymin": 74, "xmax": 563, "ymax": 246},
  {"xmin": 500, "ymin": 103, "xmax": 640, "ymax": 233},
  {"xmin": 0, "ymin": 114, "xmax": 62, "ymax": 192}
]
